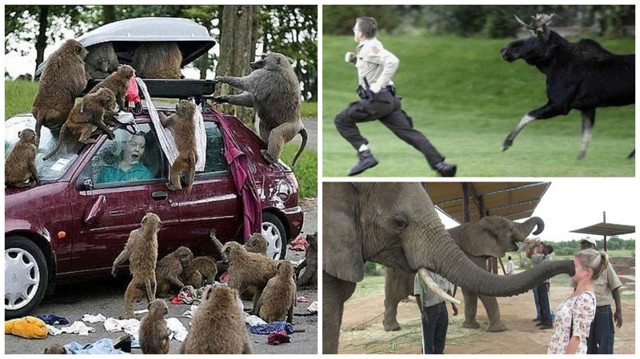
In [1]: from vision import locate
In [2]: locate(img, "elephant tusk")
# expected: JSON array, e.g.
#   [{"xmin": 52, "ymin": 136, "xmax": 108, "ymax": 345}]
[{"xmin": 418, "ymin": 268, "xmax": 461, "ymax": 305}]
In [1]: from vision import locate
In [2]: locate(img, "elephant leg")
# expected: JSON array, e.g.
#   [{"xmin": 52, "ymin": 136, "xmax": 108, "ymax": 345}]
[
  {"xmin": 461, "ymin": 289, "xmax": 481, "ymax": 329},
  {"xmin": 323, "ymin": 271, "xmax": 357, "ymax": 354},
  {"xmin": 383, "ymin": 268, "xmax": 414, "ymax": 331},
  {"xmin": 478, "ymin": 294, "xmax": 507, "ymax": 332}
]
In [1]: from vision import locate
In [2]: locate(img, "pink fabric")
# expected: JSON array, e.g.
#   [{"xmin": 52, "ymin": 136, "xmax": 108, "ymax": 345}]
[
  {"xmin": 267, "ymin": 330, "xmax": 291, "ymax": 345},
  {"xmin": 125, "ymin": 76, "xmax": 140, "ymax": 103},
  {"xmin": 213, "ymin": 106, "xmax": 263, "ymax": 240},
  {"xmin": 288, "ymin": 234, "xmax": 309, "ymax": 251}
]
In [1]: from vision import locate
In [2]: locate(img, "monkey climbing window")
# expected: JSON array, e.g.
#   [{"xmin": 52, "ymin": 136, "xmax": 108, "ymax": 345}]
[{"xmin": 136, "ymin": 78, "xmax": 206, "ymax": 172}]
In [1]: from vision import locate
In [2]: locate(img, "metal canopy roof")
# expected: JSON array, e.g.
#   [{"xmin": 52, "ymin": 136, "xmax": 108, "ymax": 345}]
[
  {"xmin": 426, "ymin": 182, "xmax": 551, "ymax": 224},
  {"xmin": 570, "ymin": 223, "xmax": 636, "ymax": 236}
]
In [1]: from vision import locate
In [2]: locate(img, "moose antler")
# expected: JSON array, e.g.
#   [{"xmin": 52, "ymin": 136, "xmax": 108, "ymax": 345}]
[{"xmin": 515, "ymin": 13, "xmax": 555, "ymax": 39}]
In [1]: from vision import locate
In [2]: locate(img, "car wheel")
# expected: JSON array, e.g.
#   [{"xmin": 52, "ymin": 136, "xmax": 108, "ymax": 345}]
[
  {"xmin": 5, "ymin": 237, "xmax": 49, "ymax": 319},
  {"xmin": 262, "ymin": 212, "xmax": 287, "ymax": 260}
]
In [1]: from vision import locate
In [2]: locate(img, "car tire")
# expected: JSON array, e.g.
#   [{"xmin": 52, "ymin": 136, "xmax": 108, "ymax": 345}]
[
  {"xmin": 5, "ymin": 237, "xmax": 49, "ymax": 319},
  {"xmin": 262, "ymin": 212, "xmax": 287, "ymax": 260}
]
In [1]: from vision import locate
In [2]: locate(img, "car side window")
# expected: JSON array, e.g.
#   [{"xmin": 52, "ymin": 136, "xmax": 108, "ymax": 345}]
[
  {"xmin": 89, "ymin": 124, "xmax": 164, "ymax": 187},
  {"xmin": 200, "ymin": 121, "xmax": 228, "ymax": 175}
]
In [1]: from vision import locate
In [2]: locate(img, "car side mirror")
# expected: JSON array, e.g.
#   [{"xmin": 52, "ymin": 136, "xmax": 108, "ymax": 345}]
[{"xmin": 81, "ymin": 178, "xmax": 94, "ymax": 191}]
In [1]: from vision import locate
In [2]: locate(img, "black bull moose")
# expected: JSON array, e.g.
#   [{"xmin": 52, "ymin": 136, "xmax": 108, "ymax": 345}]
[{"xmin": 500, "ymin": 14, "xmax": 635, "ymax": 159}]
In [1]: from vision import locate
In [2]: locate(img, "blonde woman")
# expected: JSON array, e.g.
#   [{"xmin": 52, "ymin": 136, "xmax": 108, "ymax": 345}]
[{"xmin": 548, "ymin": 249, "xmax": 608, "ymax": 354}]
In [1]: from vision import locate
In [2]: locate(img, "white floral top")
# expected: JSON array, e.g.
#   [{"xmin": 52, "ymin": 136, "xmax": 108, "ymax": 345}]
[{"xmin": 547, "ymin": 291, "xmax": 596, "ymax": 354}]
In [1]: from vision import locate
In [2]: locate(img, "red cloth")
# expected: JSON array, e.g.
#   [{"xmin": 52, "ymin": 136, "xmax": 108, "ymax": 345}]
[
  {"xmin": 267, "ymin": 330, "xmax": 291, "ymax": 345},
  {"xmin": 288, "ymin": 234, "xmax": 309, "ymax": 251},
  {"xmin": 125, "ymin": 76, "xmax": 140, "ymax": 103},
  {"xmin": 214, "ymin": 106, "xmax": 263, "ymax": 239}
]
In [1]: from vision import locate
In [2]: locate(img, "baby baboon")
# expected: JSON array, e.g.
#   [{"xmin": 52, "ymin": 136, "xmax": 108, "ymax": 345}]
[
  {"xmin": 180, "ymin": 256, "xmax": 217, "ymax": 288},
  {"xmin": 215, "ymin": 52, "xmax": 307, "ymax": 166},
  {"xmin": 43, "ymin": 88, "xmax": 116, "ymax": 161},
  {"xmin": 32, "ymin": 39, "xmax": 88, "ymax": 140},
  {"xmin": 88, "ymin": 65, "xmax": 136, "ymax": 123},
  {"xmin": 43, "ymin": 343, "xmax": 66, "ymax": 354},
  {"xmin": 180, "ymin": 286, "xmax": 252, "ymax": 354},
  {"xmin": 159, "ymin": 100, "xmax": 198, "ymax": 194},
  {"xmin": 245, "ymin": 233, "xmax": 268, "ymax": 256},
  {"xmin": 111, "ymin": 212, "xmax": 162, "ymax": 318},
  {"xmin": 296, "ymin": 232, "xmax": 317, "ymax": 288},
  {"xmin": 156, "ymin": 246, "xmax": 193, "ymax": 297},
  {"xmin": 222, "ymin": 241, "xmax": 278, "ymax": 314},
  {"xmin": 139, "ymin": 299, "xmax": 171, "ymax": 354},
  {"xmin": 256, "ymin": 260, "xmax": 296, "ymax": 323},
  {"xmin": 5, "ymin": 129, "xmax": 39, "ymax": 187},
  {"xmin": 84, "ymin": 42, "xmax": 120, "ymax": 80},
  {"xmin": 132, "ymin": 42, "xmax": 183, "ymax": 79}
]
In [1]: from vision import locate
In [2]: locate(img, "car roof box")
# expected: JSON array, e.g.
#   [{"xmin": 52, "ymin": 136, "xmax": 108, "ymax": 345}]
[{"xmin": 36, "ymin": 17, "xmax": 216, "ymax": 77}]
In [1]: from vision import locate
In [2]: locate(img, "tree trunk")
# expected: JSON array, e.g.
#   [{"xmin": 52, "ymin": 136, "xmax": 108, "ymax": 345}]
[
  {"xmin": 103, "ymin": 5, "xmax": 116, "ymax": 24},
  {"xmin": 34, "ymin": 5, "xmax": 49, "ymax": 77},
  {"xmin": 217, "ymin": 5, "xmax": 258, "ymax": 126}
]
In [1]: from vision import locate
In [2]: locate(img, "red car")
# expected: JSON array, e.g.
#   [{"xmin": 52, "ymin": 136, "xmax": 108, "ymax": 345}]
[{"xmin": 4, "ymin": 94, "xmax": 304, "ymax": 318}]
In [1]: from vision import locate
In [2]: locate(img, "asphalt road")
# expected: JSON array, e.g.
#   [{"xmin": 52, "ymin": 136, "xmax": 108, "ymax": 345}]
[{"xmin": 4, "ymin": 201, "xmax": 318, "ymax": 354}]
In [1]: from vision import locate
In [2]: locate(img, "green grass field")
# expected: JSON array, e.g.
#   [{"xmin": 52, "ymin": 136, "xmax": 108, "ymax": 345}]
[
  {"xmin": 323, "ymin": 35, "xmax": 635, "ymax": 177},
  {"xmin": 5, "ymin": 80, "xmax": 317, "ymax": 197}
]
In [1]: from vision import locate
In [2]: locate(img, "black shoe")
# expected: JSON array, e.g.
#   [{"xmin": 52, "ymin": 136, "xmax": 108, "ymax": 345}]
[
  {"xmin": 535, "ymin": 321, "xmax": 544, "ymax": 326},
  {"xmin": 113, "ymin": 334, "xmax": 132, "ymax": 353},
  {"xmin": 539, "ymin": 324, "xmax": 553, "ymax": 330},
  {"xmin": 533, "ymin": 318, "xmax": 542, "ymax": 322},
  {"xmin": 434, "ymin": 161, "xmax": 457, "ymax": 177},
  {"xmin": 348, "ymin": 150, "xmax": 379, "ymax": 176}
]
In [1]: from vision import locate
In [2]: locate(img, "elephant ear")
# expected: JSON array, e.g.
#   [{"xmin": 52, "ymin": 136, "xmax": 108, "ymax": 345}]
[
  {"xmin": 322, "ymin": 183, "xmax": 365, "ymax": 283},
  {"xmin": 458, "ymin": 219, "xmax": 506, "ymax": 259}
]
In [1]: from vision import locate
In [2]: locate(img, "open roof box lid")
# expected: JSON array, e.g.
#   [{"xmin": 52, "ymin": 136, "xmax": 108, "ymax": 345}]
[{"xmin": 35, "ymin": 17, "xmax": 217, "ymax": 97}]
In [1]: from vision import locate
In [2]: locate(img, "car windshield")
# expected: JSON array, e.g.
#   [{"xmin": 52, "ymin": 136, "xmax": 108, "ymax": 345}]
[{"xmin": 4, "ymin": 115, "xmax": 78, "ymax": 181}]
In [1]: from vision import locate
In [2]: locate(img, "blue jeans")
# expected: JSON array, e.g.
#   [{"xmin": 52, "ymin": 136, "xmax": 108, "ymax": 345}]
[
  {"xmin": 533, "ymin": 286, "xmax": 541, "ymax": 319},
  {"xmin": 587, "ymin": 305, "xmax": 615, "ymax": 354},
  {"xmin": 537, "ymin": 283, "xmax": 552, "ymax": 326},
  {"xmin": 420, "ymin": 302, "xmax": 448, "ymax": 354}
]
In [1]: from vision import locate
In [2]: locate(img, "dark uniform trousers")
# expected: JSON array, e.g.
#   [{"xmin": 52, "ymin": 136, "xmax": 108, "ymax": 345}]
[{"xmin": 334, "ymin": 88, "xmax": 445, "ymax": 168}]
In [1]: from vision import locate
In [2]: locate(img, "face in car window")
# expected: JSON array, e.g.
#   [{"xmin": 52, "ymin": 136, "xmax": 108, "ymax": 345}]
[{"xmin": 95, "ymin": 131, "xmax": 154, "ymax": 184}]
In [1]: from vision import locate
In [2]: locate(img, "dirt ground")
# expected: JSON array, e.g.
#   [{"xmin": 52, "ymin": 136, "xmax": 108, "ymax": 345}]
[{"xmin": 339, "ymin": 269, "xmax": 635, "ymax": 354}]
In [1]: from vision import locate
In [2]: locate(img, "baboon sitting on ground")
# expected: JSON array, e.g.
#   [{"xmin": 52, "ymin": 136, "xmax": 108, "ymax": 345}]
[
  {"xmin": 5, "ymin": 129, "xmax": 39, "ymax": 187},
  {"xmin": 156, "ymin": 246, "xmax": 193, "ymax": 297},
  {"xmin": 256, "ymin": 260, "xmax": 296, "ymax": 323},
  {"xmin": 32, "ymin": 39, "xmax": 88, "ymax": 141},
  {"xmin": 180, "ymin": 256, "xmax": 217, "ymax": 288},
  {"xmin": 132, "ymin": 42, "xmax": 183, "ymax": 79},
  {"xmin": 180, "ymin": 286, "xmax": 252, "ymax": 354},
  {"xmin": 111, "ymin": 212, "xmax": 162, "ymax": 318},
  {"xmin": 88, "ymin": 64, "xmax": 136, "ymax": 124},
  {"xmin": 43, "ymin": 88, "xmax": 116, "ymax": 161},
  {"xmin": 159, "ymin": 100, "xmax": 198, "ymax": 194},
  {"xmin": 84, "ymin": 42, "xmax": 120, "ymax": 80},
  {"xmin": 139, "ymin": 299, "xmax": 171, "ymax": 354},
  {"xmin": 215, "ymin": 52, "xmax": 307, "ymax": 166},
  {"xmin": 222, "ymin": 241, "xmax": 278, "ymax": 314}
]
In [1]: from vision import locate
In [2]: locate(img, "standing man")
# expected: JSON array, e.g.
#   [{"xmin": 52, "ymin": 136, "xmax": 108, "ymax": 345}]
[
  {"xmin": 414, "ymin": 270, "xmax": 457, "ymax": 354},
  {"xmin": 507, "ymin": 256, "xmax": 514, "ymax": 275},
  {"xmin": 335, "ymin": 16, "xmax": 457, "ymax": 177},
  {"xmin": 580, "ymin": 237, "xmax": 623, "ymax": 354},
  {"xmin": 526, "ymin": 241, "xmax": 554, "ymax": 330}
]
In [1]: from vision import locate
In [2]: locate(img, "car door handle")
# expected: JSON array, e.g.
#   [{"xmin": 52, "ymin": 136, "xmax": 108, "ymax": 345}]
[{"xmin": 152, "ymin": 191, "xmax": 168, "ymax": 200}]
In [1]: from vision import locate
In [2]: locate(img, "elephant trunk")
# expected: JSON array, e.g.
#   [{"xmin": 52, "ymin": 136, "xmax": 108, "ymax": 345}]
[
  {"xmin": 514, "ymin": 217, "xmax": 545, "ymax": 239},
  {"xmin": 418, "ymin": 230, "xmax": 573, "ymax": 298}
]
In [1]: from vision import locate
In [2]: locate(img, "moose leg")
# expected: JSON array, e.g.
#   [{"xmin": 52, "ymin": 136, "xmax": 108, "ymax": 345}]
[
  {"xmin": 502, "ymin": 103, "xmax": 566, "ymax": 151},
  {"xmin": 577, "ymin": 108, "xmax": 595, "ymax": 160}
]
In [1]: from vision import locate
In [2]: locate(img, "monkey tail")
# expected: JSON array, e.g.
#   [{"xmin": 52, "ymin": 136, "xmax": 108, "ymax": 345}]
[
  {"xmin": 42, "ymin": 125, "xmax": 67, "ymax": 161},
  {"xmin": 185, "ymin": 151, "xmax": 197, "ymax": 195},
  {"xmin": 291, "ymin": 128, "xmax": 308, "ymax": 167}
]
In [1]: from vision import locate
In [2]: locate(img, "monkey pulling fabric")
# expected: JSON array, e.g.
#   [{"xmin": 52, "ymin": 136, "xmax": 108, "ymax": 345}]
[{"xmin": 214, "ymin": 107, "xmax": 263, "ymax": 239}]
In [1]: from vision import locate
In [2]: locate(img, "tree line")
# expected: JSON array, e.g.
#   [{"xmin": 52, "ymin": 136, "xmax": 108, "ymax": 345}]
[
  {"xmin": 323, "ymin": 5, "xmax": 634, "ymax": 39},
  {"xmin": 5, "ymin": 5, "xmax": 317, "ymax": 101}
]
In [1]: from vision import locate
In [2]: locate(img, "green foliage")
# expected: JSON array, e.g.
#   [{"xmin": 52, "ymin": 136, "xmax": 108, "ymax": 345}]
[
  {"xmin": 281, "ymin": 144, "xmax": 317, "ymax": 199},
  {"xmin": 364, "ymin": 262, "xmax": 385, "ymax": 276},
  {"xmin": 323, "ymin": 5, "xmax": 401, "ymax": 36},
  {"xmin": 4, "ymin": 80, "xmax": 38, "ymax": 119},
  {"xmin": 300, "ymin": 101, "xmax": 318, "ymax": 118},
  {"xmin": 323, "ymin": 34, "xmax": 635, "ymax": 177}
]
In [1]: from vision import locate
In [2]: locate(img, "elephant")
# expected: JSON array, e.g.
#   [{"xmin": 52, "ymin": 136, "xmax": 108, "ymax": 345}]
[
  {"xmin": 323, "ymin": 183, "xmax": 575, "ymax": 354},
  {"xmin": 383, "ymin": 216, "xmax": 544, "ymax": 333}
]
